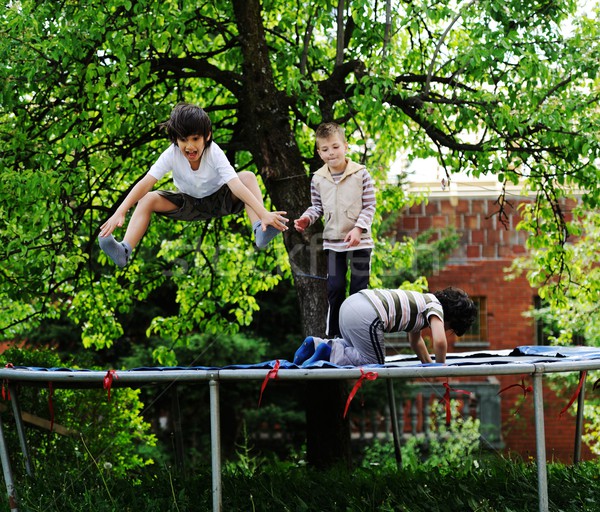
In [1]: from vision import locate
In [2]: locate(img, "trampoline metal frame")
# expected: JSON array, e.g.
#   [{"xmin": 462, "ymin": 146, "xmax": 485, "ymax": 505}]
[{"xmin": 0, "ymin": 358, "xmax": 599, "ymax": 512}]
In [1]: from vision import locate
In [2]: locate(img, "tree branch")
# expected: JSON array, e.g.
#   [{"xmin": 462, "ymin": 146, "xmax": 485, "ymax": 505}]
[
  {"xmin": 336, "ymin": 0, "xmax": 345, "ymax": 66},
  {"xmin": 151, "ymin": 57, "xmax": 242, "ymax": 96},
  {"xmin": 425, "ymin": 0, "xmax": 477, "ymax": 95}
]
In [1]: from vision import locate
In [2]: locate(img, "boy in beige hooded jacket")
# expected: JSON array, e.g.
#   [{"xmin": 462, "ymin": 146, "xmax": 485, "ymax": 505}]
[{"xmin": 294, "ymin": 122, "xmax": 376, "ymax": 337}]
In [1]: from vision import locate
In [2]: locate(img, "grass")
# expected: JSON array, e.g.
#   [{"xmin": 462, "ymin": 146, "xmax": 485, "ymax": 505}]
[{"xmin": 4, "ymin": 455, "xmax": 600, "ymax": 511}]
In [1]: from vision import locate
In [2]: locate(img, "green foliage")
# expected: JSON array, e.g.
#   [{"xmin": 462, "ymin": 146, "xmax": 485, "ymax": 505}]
[
  {"xmin": 223, "ymin": 422, "xmax": 264, "ymax": 478},
  {"xmin": 6, "ymin": 454, "xmax": 600, "ymax": 511},
  {"xmin": 509, "ymin": 207, "xmax": 600, "ymax": 456},
  {"xmin": 118, "ymin": 331, "xmax": 276, "ymax": 466},
  {"xmin": 0, "ymin": 346, "xmax": 157, "ymax": 478},
  {"xmin": 121, "ymin": 330, "xmax": 270, "ymax": 371},
  {"xmin": 369, "ymin": 182, "xmax": 418, "ymax": 289},
  {"xmin": 1, "ymin": 0, "xmax": 599, "ymax": 357},
  {"xmin": 376, "ymin": 224, "xmax": 461, "ymax": 288},
  {"xmin": 583, "ymin": 399, "xmax": 600, "ymax": 457},
  {"xmin": 362, "ymin": 400, "xmax": 481, "ymax": 477},
  {"xmin": 511, "ymin": 208, "xmax": 600, "ymax": 345},
  {"xmin": 542, "ymin": 369, "xmax": 600, "ymax": 459},
  {"xmin": 405, "ymin": 407, "xmax": 481, "ymax": 474}
]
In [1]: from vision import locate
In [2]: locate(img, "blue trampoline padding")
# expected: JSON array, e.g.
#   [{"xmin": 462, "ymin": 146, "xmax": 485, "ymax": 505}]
[
  {"xmin": 4, "ymin": 346, "xmax": 600, "ymax": 372},
  {"xmin": 510, "ymin": 346, "xmax": 600, "ymax": 360},
  {"xmin": 5, "ymin": 367, "xmax": 96, "ymax": 372}
]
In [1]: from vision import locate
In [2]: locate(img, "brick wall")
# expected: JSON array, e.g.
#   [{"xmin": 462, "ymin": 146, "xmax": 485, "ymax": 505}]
[{"xmin": 393, "ymin": 195, "xmax": 592, "ymax": 462}]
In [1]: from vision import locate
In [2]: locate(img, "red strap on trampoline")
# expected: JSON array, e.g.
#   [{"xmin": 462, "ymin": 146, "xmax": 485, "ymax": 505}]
[
  {"xmin": 2, "ymin": 363, "xmax": 13, "ymax": 401},
  {"xmin": 1, "ymin": 383, "xmax": 9, "ymax": 401},
  {"xmin": 441, "ymin": 380, "xmax": 472, "ymax": 426},
  {"xmin": 498, "ymin": 377, "xmax": 533, "ymax": 397},
  {"xmin": 343, "ymin": 369, "xmax": 378, "ymax": 418},
  {"xmin": 258, "ymin": 360, "xmax": 280, "ymax": 407},
  {"xmin": 497, "ymin": 377, "xmax": 532, "ymax": 416},
  {"xmin": 48, "ymin": 382, "xmax": 54, "ymax": 433},
  {"xmin": 559, "ymin": 371, "xmax": 587, "ymax": 418},
  {"xmin": 103, "ymin": 369, "xmax": 119, "ymax": 401}
]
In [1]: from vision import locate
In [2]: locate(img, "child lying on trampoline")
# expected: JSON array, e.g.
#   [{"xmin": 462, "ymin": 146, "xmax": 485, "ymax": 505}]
[{"xmin": 293, "ymin": 287, "xmax": 477, "ymax": 367}]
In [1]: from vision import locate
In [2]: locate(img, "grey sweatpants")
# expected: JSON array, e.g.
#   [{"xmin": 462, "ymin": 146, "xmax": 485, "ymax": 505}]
[{"xmin": 320, "ymin": 292, "xmax": 385, "ymax": 366}]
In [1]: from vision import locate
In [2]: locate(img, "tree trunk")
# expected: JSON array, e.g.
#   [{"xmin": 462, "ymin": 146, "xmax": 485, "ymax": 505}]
[
  {"xmin": 231, "ymin": 0, "xmax": 351, "ymax": 468},
  {"xmin": 306, "ymin": 380, "xmax": 352, "ymax": 469}
]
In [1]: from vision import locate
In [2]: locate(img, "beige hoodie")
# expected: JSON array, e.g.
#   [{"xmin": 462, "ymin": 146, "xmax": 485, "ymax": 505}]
[{"xmin": 312, "ymin": 159, "xmax": 369, "ymax": 240}]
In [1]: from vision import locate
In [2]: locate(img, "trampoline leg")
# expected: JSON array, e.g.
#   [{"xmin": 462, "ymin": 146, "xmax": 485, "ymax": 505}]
[
  {"xmin": 209, "ymin": 379, "xmax": 222, "ymax": 512},
  {"xmin": 386, "ymin": 380, "xmax": 402, "ymax": 468},
  {"xmin": 573, "ymin": 371, "xmax": 586, "ymax": 464},
  {"xmin": 0, "ymin": 413, "xmax": 19, "ymax": 511},
  {"xmin": 533, "ymin": 372, "xmax": 548, "ymax": 512},
  {"xmin": 8, "ymin": 385, "xmax": 34, "ymax": 478},
  {"xmin": 170, "ymin": 386, "xmax": 185, "ymax": 472}
]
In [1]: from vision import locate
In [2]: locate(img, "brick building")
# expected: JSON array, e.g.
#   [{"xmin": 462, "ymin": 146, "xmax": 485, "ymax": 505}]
[{"xmin": 391, "ymin": 170, "xmax": 592, "ymax": 462}]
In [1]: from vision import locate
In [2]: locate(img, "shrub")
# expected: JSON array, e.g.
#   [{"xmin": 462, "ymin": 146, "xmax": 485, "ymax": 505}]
[
  {"xmin": 0, "ymin": 345, "xmax": 157, "ymax": 478},
  {"xmin": 362, "ymin": 399, "xmax": 481, "ymax": 476}
]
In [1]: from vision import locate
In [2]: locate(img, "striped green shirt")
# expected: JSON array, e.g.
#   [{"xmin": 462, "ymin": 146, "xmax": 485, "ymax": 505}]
[{"xmin": 359, "ymin": 289, "xmax": 444, "ymax": 333}]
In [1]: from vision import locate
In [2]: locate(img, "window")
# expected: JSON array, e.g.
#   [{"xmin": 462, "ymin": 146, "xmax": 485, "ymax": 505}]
[
  {"xmin": 385, "ymin": 296, "xmax": 489, "ymax": 355},
  {"xmin": 455, "ymin": 296, "xmax": 488, "ymax": 348}
]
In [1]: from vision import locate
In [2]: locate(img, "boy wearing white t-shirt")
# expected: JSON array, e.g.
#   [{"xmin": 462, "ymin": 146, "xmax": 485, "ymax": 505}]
[{"xmin": 98, "ymin": 103, "xmax": 288, "ymax": 267}]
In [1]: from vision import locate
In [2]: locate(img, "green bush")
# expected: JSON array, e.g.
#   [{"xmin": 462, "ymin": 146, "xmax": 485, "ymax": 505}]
[
  {"xmin": 362, "ymin": 399, "xmax": 482, "ymax": 476},
  {"xmin": 0, "ymin": 346, "xmax": 157, "ymax": 478},
  {"xmin": 121, "ymin": 331, "xmax": 275, "ymax": 462}
]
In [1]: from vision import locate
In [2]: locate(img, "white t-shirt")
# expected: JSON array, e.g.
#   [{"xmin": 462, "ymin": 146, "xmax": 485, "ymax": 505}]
[{"xmin": 147, "ymin": 142, "xmax": 238, "ymax": 198}]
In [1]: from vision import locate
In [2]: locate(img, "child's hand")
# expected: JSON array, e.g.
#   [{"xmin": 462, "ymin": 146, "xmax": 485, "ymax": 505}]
[
  {"xmin": 344, "ymin": 227, "xmax": 363, "ymax": 247},
  {"xmin": 294, "ymin": 216, "xmax": 310, "ymax": 233},
  {"xmin": 262, "ymin": 211, "xmax": 288, "ymax": 231},
  {"xmin": 99, "ymin": 212, "xmax": 125, "ymax": 237}
]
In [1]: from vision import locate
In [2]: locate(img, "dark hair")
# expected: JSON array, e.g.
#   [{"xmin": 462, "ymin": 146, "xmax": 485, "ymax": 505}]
[
  {"xmin": 432, "ymin": 287, "xmax": 478, "ymax": 337},
  {"xmin": 161, "ymin": 103, "xmax": 212, "ymax": 146}
]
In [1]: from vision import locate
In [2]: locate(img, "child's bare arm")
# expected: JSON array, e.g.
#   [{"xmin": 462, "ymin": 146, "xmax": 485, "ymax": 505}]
[
  {"xmin": 429, "ymin": 316, "xmax": 448, "ymax": 364},
  {"xmin": 227, "ymin": 177, "xmax": 288, "ymax": 231},
  {"xmin": 408, "ymin": 331, "xmax": 433, "ymax": 364},
  {"xmin": 99, "ymin": 175, "xmax": 158, "ymax": 237}
]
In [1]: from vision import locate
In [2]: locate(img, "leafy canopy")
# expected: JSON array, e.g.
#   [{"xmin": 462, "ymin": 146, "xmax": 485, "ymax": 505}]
[{"xmin": 1, "ymin": 0, "xmax": 598, "ymax": 360}]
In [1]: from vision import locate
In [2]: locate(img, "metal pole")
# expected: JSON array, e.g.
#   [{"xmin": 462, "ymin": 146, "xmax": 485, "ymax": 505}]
[
  {"xmin": 209, "ymin": 379, "xmax": 222, "ymax": 512},
  {"xmin": 8, "ymin": 385, "xmax": 34, "ymax": 478},
  {"xmin": 573, "ymin": 371, "xmax": 586, "ymax": 463},
  {"xmin": 171, "ymin": 385, "xmax": 185, "ymax": 471},
  {"xmin": 533, "ymin": 371, "xmax": 548, "ymax": 512},
  {"xmin": 385, "ymin": 379, "xmax": 402, "ymax": 468},
  {"xmin": 0, "ymin": 414, "xmax": 18, "ymax": 512}
]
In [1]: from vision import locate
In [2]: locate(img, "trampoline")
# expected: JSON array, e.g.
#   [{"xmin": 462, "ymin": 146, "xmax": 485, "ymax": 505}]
[{"xmin": 0, "ymin": 345, "xmax": 599, "ymax": 512}]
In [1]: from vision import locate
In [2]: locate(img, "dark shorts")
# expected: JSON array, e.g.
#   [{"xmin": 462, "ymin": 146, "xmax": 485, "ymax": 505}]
[{"xmin": 156, "ymin": 186, "xmax": 245, "ymax": 221}]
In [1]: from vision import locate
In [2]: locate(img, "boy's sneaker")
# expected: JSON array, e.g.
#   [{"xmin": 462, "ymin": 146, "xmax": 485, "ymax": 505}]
[
  {"xmin": 98, "ymin": 235, "xmax": 131, "ymax": 268},
  {"xmin": 301, "ymin": 343, "xmax": 332, "ymax": 367},
  {"xmin": 253, "ymin": 221, "xmax": 280, "ymax": 249},
  {"xmin": 293, "ymin": 336, "xmax": 315, "ymax": 365}
]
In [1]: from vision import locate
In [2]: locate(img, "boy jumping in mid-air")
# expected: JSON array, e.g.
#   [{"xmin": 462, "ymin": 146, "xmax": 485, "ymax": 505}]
[
  {"xmin": 99, "ymin": 102, "xmax": 288, "ymax": 267},
  {"xmin": 293, "ymin": 287, "xmax": 477, "ymax": 367}
]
